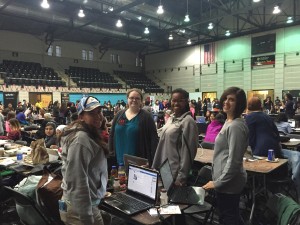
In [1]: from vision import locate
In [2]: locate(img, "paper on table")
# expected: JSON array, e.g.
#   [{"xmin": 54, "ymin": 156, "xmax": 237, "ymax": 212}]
[
  {"xmin": 0, "ymin": 158, "xmax": 16, "ymax": 166},
  {"xmin": 148, "ymin": 205, "xmax": 181, "ymax": 215},
  {"xmin": 289, "ymin": 138, "xmax": 300, "ymax": 142}
]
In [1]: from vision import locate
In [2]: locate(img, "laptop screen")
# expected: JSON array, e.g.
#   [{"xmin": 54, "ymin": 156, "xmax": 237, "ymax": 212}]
[
  {"xmin": 159, "ymin": 160, "xmax": 173, "ymax": 192},
  {"xmin": 127, "ymin": 165, "xmax": 158, "ymax": 200}
]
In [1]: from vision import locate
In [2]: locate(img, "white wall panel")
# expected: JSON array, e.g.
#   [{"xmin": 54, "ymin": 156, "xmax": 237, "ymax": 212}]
[{"xmin": 252, "ymin": 68, "xmax": 275, "ymax": 90}]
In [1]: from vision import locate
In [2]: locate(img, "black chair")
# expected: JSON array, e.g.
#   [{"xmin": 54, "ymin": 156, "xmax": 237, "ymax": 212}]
[
  {"xmin": 3, "ymin": 186, "xmax": 53, "ymax": 225},
  {"xmin": 183, "ymin": 165, "xmax": 216, "ymax": 225}
]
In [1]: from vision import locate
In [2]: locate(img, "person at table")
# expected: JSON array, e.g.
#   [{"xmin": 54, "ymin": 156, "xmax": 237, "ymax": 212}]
[
  {"xmin": 275, "ymin": 112, "xmax": 292, "ymax": 134},
  {"xmin": 5, "ymin": 111, "xmax": 16, "ymax": 134},
  {"xmin": 59, "ymin": 96, "xmax": 110, "ymax": 225},
  {"xmin": 35, "ymin": 113, "xmax": 55, "ymax": 139},
  {"xmin": 16, "ymin": 107, "xmax": 29, "ymax": 125},
  {"xmin": 284, "ymin": 93, "xmax": 295, "ymax": 119},
  {"xmin": 203, "ymin": 112, "xmax": 225, "ymax": 143},
  {"xmin": 245, "ymin": 96, "xmax": 282, "ymax": 157},
  {"xmin": 203, "ymin": 87, "xmax": 248, "ymax": 225},
  {"xmin": 109, "ymin": 88, "xmax": 158, "ymax": 166},
  {"xmin": 0, "ymin": 118, "xmax": 21, "ymax": 141},
  {"xmin": 152, "ymin": 88, "xmax": 198, "ymax": 186},
  {"xmin": 44, "ymin": 122, "xmax": 57, "ymax": 148},
  {"xmin": 263, "ymin": 96, "xmax": 274, "ymax": 113}
]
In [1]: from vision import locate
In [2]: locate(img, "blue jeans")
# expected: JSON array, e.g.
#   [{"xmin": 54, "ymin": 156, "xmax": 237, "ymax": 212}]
[{"xmin": 281, "ymin": 149, "xmax": 300, "ymax": 202}]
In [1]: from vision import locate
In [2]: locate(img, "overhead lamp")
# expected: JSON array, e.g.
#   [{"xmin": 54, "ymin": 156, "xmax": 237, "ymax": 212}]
[
  {"xmin": 168, "ymin": 34, "xmax": 173, "ymax": 40},
  {"xmin": 116, "ymin": 19, "xmax": 123, "ymax": 28},
  {"xmin": 78, "ymin": 9, "xmax": 85, "ymax": 18},
  {"xmin": 286, "ymin": 17, "xmax": 293, "ymax": 24},
  {"xmin": 144, "ymin": 27, "xmax": 149, "ymax": 34},
  {"xmin": 225, "ymin": 30, "xmax": 231, "ymax": 36},
  {"xmin": 108, "ymin": 6, "xmax": 114, "ymax": 12},
  {"xmin": 184, "ymin": 0, "xmax": 190, "ymax": 22},
  {"xmin": 253, "ymin": 0, "xmax": 261, "ymax": 2},
  {"xmin": 41, "ymin": 0, "xmax": 49, "ymax": 9},
  {"xmin": 179, "ymin": 29, "xmax": 185, "ymax": 33},
  {"xmin": 137, "ymin": 16, "xmax": 142, "ymax": 21},
  {"xmin": 157, "ymin": 0, "xmax": 164, "ymax": 14},
  {"xmin": 208, "ymin": 23, "xmax": 213, "ymax": 30},
  {"xmin": 187, "ymin": 39, "xmax": 191, "ymax": 45},
  {"xmin": 273, "ymin": 5, "xmax": 281, "ymax": 14}
]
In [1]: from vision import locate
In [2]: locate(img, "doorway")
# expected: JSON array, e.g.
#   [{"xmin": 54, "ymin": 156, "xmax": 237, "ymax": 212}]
[{"xmin": 29, "ymin": 93, "xmax": 52, "ymax": 109}]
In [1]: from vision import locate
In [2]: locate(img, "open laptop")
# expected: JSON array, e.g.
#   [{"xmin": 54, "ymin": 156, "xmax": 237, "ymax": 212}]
[
  {"xmin": 196, "ymin": 116, "xmax": 206, "ymax": 123},
  {"xmin": 123, "ymin": 154, "xmax": 149, "ymax": 174},
  {"xmin": 159, "ymin": 159, "xmax": 205, "ymax": 205},
  {"xmin": 103, "ymin": 164, "xmax": 158, "ymax": 215}
]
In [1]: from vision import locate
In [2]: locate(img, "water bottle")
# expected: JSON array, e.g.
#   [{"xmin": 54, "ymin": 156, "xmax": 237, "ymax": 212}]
[
  {"xmin": 118, "ymin": 163, "xmax": 126, "ymax": 185},
  {"xmin": 16, "ymin": 150, "xmax": 23, "ymax": 164},
  {"xmin": 160, "ymin": 189, "xmax": 168, "ymax": 206}
]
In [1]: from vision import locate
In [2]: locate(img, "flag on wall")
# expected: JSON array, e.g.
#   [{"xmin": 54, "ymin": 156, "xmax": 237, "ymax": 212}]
[{"xmin": 204, "ymin": 43, "xmax": 215, "ymax": 64}]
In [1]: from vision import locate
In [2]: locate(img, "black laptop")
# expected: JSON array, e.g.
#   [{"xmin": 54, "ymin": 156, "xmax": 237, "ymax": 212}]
[
  {"xmin": 103, "ymin": 164, "xmax": 158, "ymax": 215},
  {"xmin": 159, "ymin": 159, "xmax": 205, "ymax": 205}
]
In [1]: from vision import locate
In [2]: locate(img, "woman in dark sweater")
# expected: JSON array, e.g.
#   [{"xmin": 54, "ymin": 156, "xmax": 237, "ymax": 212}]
[{"xmin": 245, "ymin": 96, "xmax": 282, "ymax": 157}]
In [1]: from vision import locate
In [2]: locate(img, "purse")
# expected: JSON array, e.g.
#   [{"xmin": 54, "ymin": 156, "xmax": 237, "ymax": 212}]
[{"xmin": 30, "ymin": 138, "xmax": 49, "ymax": 165}]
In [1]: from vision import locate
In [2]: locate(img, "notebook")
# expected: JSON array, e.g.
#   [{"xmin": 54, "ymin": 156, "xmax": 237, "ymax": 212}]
[
  {"xmin": 159, "ymin": 159, "xmax": 205, "ymax": 205},
  {"xmin": 103, "ymin": 164, "xmax": 158, "ymax": 215},
  {"xmin": 123, "ymin": 154, "xmax": 149, "ymax": 174}
]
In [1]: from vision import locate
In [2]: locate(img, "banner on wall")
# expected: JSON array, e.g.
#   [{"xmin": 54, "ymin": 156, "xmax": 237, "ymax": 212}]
[
  {"xmin": 4, "ymin": 92, "xmax": 18, "ymax": 109},
  {"xmin": 61, "ymin": 93, "xmax": 70, "ymax": 104},
  {"xmin": 251, "ymin": 55, "xmax": 275, "ymax": 66}
]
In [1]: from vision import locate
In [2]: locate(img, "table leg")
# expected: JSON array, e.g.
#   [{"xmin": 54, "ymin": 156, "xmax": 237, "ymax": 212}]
[{"xmin": 249, "ymin": 175, "xmax": 255, "ymax": 224}]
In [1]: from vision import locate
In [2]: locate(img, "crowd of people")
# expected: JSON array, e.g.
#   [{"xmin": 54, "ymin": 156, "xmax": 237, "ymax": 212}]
[{"xmin": 1, "ymin": 88, "xmax": 300, "ymax": 225}]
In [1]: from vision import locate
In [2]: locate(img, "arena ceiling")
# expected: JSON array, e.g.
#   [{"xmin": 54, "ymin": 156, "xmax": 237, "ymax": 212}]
[{"xmin": 0, "ymin": 0, "xmax": 298, "ymax": 54}]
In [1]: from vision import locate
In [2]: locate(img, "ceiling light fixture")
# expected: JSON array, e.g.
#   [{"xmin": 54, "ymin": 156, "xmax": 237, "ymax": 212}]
[
  {"xmin": 184, "ymin": 0, "xmax": 190, "ymax": 22},
  {"xmin": 286, "ymin": 16, "xmax": 293, "ymax": 24},
  {"xmin": 78, "ymin": 9, "xmax": 85, "ymax": 18},
  {"xmin": 208, "ymin": 23, "xmax": 213, "ymax": 30},
  {"xmin": 116, "ymin": 19, "xmax": 123, "ymax": 28},
  {"xmin": 41, "ymin": 0, "xmax": 49, "ymax": 9},
  {"xmin": 144, "ymin": 27, "xmax": 149, "ymax": 34},
  {"xmin": 108, "ymin": 6, "xmax": 114, "ymax": 12},
  {"xmin": 225, "ymin": 30, "xmax": 231, "ymax": 36},
  {"xmin": 137, "ymin": 16, "xmax": 142, "ymax": 21},
  {"xmin": 168, "ymin": 34, "xmax": 173, "ymax": 40},
  {"xmin": 187, "ymin": 39, "xmax": 191, "ymax": 45},
  {"xmin": 180, "ymin": 29, "xmax": 185, "ymax": 33},
  {"xmin": 273, "ymin": 5, "xmax": 281, "ymax": 14},
  {"xmin": 253, "ymin": 0, "xmax": 261, "ymax": 2},
  {"xmin": 157, "ymin": 0, "xmax": 164, "ymax": 14}
]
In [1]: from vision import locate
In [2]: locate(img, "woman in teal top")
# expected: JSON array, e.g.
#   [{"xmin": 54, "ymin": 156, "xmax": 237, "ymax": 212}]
[{"xmin": 109, "ymin": 89, "xmax": 158, "ymax": 166}]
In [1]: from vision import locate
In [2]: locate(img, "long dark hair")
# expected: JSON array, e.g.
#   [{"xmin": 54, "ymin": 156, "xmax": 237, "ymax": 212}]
[
  {"xmin": 59, "ymin": 120, "xmax": 108, "ymax": 156},
  {"xmin": 220, "ymin": 87, "xmax": 246, "ymax": 119}
]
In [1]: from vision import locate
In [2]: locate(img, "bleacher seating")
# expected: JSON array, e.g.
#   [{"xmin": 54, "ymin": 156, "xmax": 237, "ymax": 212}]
[
  {"xmin": 66, "ymin": 66, "xmax": 122, "ymax": 89},
  {"xmin": 114, "ymin": 70, "xmax": 164, "ymax": 93},
  {"xmin": 0, "ymin": 60, "xmax": 66, "ymax": 87}
]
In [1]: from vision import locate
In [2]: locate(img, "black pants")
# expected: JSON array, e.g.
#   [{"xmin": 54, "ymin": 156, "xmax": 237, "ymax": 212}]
[{"xmin": 216, "ymin": 192, "xmax": 244, "ymax": 225}]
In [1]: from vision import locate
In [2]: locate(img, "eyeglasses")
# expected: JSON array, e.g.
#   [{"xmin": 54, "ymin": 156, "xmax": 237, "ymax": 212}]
[{"xmin": 128, "ymin": 97, "xmax": 141, "ymax": 101}]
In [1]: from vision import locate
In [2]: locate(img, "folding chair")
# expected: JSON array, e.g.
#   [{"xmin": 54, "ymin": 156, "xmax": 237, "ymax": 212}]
[
  {"xmin": 3, "ymin": 186, "xmax": 53, "ymax": 225},
  {"xmin": 183, "ymin": 165, "xmax": 216, "ymax": 225}
]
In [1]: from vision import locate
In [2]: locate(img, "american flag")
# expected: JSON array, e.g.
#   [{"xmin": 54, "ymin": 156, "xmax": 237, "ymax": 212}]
[{"xmin": 204, "ymin": 43, "xmax": 215, "ymax": 64}]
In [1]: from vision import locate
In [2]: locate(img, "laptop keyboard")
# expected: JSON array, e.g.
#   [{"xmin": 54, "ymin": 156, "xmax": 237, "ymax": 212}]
[{"xmin": 112, "ymin": 193, "xmax": 151, "ymax": 209}]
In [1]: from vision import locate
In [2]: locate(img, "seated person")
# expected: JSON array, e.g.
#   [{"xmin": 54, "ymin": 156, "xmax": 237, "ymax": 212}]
[
  {"xmin": 0, "ymin": 118, "xmax": 21, "ymax": 141},
  {"xmin": 44, "ymin": 122, "xmax": 57, "ymax": 148},
  {"xmin": 275, "ymin": 112, "xmax": 292, "ymax": 134},
  {"xmin": 204, "ymin": 112, "xmax": 225, "ymax": 143},
  {"xmin": 245, "ymin": 97, "xmax": 282, "ymax": 157},
  {"xmin": 34, "ymin": 113, "xmax": 54, "ymax": 139},
  {"xmin": 16, "ymin": 107, "xmax": 29, "ymax": 125}
]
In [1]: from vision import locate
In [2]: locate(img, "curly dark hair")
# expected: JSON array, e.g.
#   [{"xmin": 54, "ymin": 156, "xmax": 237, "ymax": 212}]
[{"xmin": 171, "ymin": 88, "xmax": 190, "ymax": 113}]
